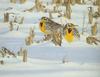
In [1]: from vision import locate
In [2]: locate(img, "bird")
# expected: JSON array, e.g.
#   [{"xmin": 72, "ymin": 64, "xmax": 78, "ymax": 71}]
[
  {"xmin": 39, "ymin": 17, "xmax": 80, "ymax": 45},
  {"xmin": 64, "ymin": 28, "xmax": 74, "ymax": 42},
  {"xmin": 39, "ymin": 17, "xmax": 63, "ymax": 46},
  {"xmin": 63, "ymin": 23, "xmax": 80, "ymax": 43},
  {"xmin": 39, "ymin": 17, "xmax": 63, "ymax": 34}
]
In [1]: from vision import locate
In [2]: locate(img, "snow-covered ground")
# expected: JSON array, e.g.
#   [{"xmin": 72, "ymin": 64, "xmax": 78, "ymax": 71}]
[
  {"xmin": 0, "ymin": 57, "xmax": 100, "ymax": 77},
  {"xmin": 0, "ymin": 0, "xmax": 100, "ymax": 77}
]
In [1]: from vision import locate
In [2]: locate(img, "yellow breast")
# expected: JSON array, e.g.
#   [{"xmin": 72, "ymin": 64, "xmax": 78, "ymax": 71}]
[
  {"xmin": 39, "ymin": 21, "xmax": 47, "ymax": 34},
  {"xmin": 64, "ymin": 29, "xmax": 74, "ymax": 43}
]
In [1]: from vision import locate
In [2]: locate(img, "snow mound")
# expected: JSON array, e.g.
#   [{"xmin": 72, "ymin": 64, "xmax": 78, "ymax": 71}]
[{"xmin": 0, "ymin": 31, "xmax": 28, "ymax": 38}]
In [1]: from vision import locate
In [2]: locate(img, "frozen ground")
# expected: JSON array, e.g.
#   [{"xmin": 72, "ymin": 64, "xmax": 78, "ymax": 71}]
[
  {"xmin": 0, "ymin": 57, "xmax": 100, "ymax": 77},
  {"xmin": 0, "ymin": 0, "xmax": 100, "ymax": 77}
]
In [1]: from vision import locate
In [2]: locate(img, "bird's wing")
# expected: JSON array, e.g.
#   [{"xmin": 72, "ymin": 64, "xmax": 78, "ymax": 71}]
[
  {"xmin": 73, "ymin": 28, "xmax": 80, "ymax": 38},
  {"xmin": 52, "ymin": 31, "xmax": 62, "ymax": 46}
]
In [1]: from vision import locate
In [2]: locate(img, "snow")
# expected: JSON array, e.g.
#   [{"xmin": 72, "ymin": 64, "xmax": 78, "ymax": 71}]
[
  {"xmin": 0, "ymin": 31, "xmax": 28, "ymax": 38},
  {"xmin": 0, "ymin": 0, "xmax": 100, "ymax": 77},
  {"xmin": 0, "ymin": 57, "xmax": 100, "ymax": 77}
]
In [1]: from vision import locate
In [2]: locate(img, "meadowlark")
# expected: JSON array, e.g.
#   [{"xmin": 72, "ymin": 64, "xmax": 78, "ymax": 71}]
[
  {"xmin": 39, "ymin": 17, "xmax": 63, "ymax": 46},
  {"xmin": 39, "ymin": 17, "xmax": 63, "ymax": 33},
  {"xmin": 63, "ymin": 23, "xmax": 80, "ymax": 43}
]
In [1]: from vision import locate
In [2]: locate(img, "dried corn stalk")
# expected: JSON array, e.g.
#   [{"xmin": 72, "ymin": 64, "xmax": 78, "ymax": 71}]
[
  {"xmin": 86, "ymin": 36, "xmax": 100, "ymax": 45},
  {"xmin": 25, "ymin": 27, "xmax": 35, "ymax": 45},
  {"xmin": 1, "ymin": 47, "xmax": 16, "ymax": 57},
  {"xmin": 88, "ymin": 7, "xmax": 93, "ymax": 24},
  {"xmin": 29, "ymin": 27, "xmax": 35, "ymax": 38},
  {"xmin": 10, "ymin": 0, "xmax": 16, "ymax": 3},
  {"xmin": 25, "ymin": 36, "xmax": 33, "ymax": 45},
  {"xmin": 64, "ymin": 0, "xmax": 72, "ymax": 19},
  {"xmin": 23, "ymin": 49, "xmax": 27, "ymax": 62},
  {"xmin": 4, "ymin": 12, "xmax": 9, "ymax": 22},
  {"xmin": 9, "ymin": 21, "xmax": 13, "ymax": 31},
  {"xmin": 0, "ymin": 60, "xmax": 4, "ymax": 65},
  {"xmin": 91, "ymin": 23, "xmax": 97, "ymax": 36}
]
